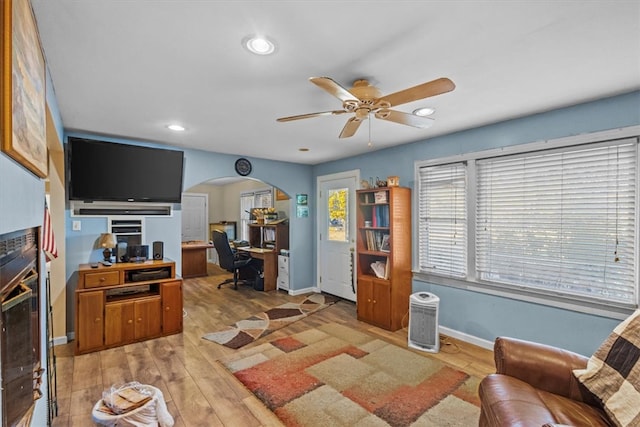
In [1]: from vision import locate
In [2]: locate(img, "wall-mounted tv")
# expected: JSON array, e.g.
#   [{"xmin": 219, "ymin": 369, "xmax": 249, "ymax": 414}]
[{"xmin": 67, "ymin": 137, "xmax": 184, "ymax": 203}]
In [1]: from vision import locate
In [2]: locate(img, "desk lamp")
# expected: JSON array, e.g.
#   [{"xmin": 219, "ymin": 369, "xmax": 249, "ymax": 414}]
[{"xmin": 98, "ymin": 233, "xmax": 117, "ymax": 262}]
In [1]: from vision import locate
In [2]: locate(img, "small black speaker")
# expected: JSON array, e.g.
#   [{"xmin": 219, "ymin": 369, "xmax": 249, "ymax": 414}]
[
  {"xmin": 153, "ymin": 241, "xmax": 164, "ymax": 260},
  {"xmin": 116, "ymin": 241, "xmax": 128, "ymax": 263}
]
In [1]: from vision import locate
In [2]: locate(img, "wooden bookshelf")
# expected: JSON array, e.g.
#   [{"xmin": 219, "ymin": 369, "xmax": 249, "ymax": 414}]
[
  {"xmin": 248, "ymin": 222, "xmax": 289, "ymax": 253},
  {"xmin": 356, "ymin": 186, "xmax": 411, "ymax": 331}
]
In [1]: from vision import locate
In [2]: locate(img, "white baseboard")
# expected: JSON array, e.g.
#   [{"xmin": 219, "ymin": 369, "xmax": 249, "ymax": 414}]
[
  {"xmin": 286, "ymin": 286, "xmax": 320, "ymax": 296},
  {"xmin": 438, "ymin": 326, "xmax": 494, "ymax": 351},
  {"xmin": 50, "ymin": 335, "xmax": 68, "ymax": 346}
]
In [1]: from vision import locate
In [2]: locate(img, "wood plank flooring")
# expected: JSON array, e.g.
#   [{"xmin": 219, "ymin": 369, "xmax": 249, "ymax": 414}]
[{"xmin": 51, "ymin": 264, "xmax": 494, "ymax": 426}]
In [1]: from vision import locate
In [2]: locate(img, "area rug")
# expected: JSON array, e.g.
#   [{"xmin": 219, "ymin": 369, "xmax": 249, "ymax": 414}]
[
  {"xmin": 203, "ymin": 293, "xmax": 339, "ymax": 349},
  {"xmin": 219, "ymin": 323, "xmax": 481, "ymax": 426}
]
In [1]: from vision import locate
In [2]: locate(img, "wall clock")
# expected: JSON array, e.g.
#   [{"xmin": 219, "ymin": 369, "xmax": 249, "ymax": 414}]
[{"xmin": 235, "ymin": 158, "xmax": 252, "ymax": 176}]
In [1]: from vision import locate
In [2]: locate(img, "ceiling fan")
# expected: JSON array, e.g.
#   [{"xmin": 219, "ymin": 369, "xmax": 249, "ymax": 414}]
[{"xmin": 276, "ymin": 76, "xmax": 455, "ymax": 138}]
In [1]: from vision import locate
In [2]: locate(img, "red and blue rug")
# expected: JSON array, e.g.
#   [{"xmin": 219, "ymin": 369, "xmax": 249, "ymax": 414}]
[{"xmin": 220, "ymin": 323, "xmax": 480, "ymax": 426}]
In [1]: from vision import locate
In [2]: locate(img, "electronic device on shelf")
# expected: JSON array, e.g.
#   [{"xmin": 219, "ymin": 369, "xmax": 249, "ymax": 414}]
[
  {"xmin": 106, "ymin": 285, "xmax": 152, "ymax": 297},
  {"xmin": 126, "ymin": 244, "xmax": 148, "ymax": 262},
  {"xmin": 129, "ymin": 268, "xmax": 170, "ymax": 282}
]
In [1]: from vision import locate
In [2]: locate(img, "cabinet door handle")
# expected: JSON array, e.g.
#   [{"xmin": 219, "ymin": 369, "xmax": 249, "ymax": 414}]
[
  {"xmin": 94, "ymin": 317, "xmax": 101, "ymax": 323},
  {"xmin": 99, "ymin": 277, "xmax": 105, "ymax": 282},
  {"xmin": 137, "ymin": 318, "xmax": 142, "ymax": 322},
  {"xmin": 373, "ymin": 300, "xmax": 376, "ymax": 304},
  {"xmin": 367, "ymin": 299, "xmax": 371, "ymax": 303},
  {"xmin": 165, "ymin": 307, "xmax": 170, "ymax": 311},
  {"xmin": 127, "ymin": 319, "xmax": 133, "ymax": 324}
]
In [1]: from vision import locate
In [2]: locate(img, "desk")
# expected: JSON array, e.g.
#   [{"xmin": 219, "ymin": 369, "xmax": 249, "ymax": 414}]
[
  {"xmin": 237, "ymin": 247, "xmax": 277, "ymax": 291},
  {"xmin": 181, "ymin": 241, "xmax": 214, "ymax": 278}
]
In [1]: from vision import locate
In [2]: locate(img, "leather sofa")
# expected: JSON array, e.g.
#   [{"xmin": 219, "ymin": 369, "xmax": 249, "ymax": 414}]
[{"xmin": 478, "ymin": 337, "xmax": 613, "ymax": 426}]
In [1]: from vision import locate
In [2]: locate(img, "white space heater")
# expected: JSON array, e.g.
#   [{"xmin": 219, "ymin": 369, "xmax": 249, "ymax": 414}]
[{"xmin": 408, "ymin": 292, "xmax": 440, "ymax": 353}]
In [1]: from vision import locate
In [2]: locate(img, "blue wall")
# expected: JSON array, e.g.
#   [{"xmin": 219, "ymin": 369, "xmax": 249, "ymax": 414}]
[
  {"xmin": 314, "ymin": 90, "xmax": 640, "ymax": 356},
  {"xmin": 0, "ymin": 69, "xmax": 64, "ymax": 427},
  {"xmin": 63, "ymin": 133, "xmax": 316, "ymax": 302}
]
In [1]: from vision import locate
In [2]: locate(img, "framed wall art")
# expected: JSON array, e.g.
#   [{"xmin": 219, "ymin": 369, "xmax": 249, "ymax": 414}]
[
  {"xmin": 275, "ymin": 188, "xmax": 289, "ymax": 201},
  {"xmin": 1, "ymin": 0, "xmax": 48, "ymax": 178}
]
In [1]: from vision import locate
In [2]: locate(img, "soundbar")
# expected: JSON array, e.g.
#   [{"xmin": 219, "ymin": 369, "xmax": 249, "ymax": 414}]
[{"xmin": 77, "ymin": 207, "xmax": 171, "ymax": 216}]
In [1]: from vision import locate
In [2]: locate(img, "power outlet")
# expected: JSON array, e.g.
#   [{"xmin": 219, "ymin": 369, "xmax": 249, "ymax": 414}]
[{"xmin": 72, "ymin": 220, "xmax": 81, "ymax": 231}]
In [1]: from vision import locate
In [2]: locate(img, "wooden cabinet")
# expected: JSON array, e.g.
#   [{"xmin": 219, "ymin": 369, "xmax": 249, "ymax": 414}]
[
  {"xmin": 356, "ymin": 276, "xmax": 391, "ymax": 329},
  {"xmin": 249, "ymin": 223, "xmax": 289, "ymax": 253},
  {"xmin": 75, "ymin": 260, "xmax": 183, "ymax": 355},
  {"xmin": 76, "ymin": 290, "xmax": 105, "ymax": 353},
  {"xmin": 181, "ymin": 242, "xmax": 213, "ymax": 278},
  {"xmin": 356, "ymin": 186, "xmax": 411, "ymax": 331},
  {"xmin": 161, "ymin": 280, "xmax": 183, "ymax": 335}
]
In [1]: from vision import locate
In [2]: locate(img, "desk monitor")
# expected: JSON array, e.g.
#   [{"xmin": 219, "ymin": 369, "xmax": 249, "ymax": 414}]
[{"xmin": 210, "ymin": 222, "xmax": 236, "ymax": 241}]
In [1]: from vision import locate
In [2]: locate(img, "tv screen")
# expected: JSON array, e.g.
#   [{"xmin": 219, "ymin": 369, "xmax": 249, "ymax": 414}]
[{"xmin": 67, "ymin": 137, "xmax": 184, "ymax": 203}]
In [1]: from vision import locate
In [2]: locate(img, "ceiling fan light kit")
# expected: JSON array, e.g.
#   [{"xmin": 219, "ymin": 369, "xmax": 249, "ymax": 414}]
[{"xmin": 277, "ymin": 76, "xmax": 455, "ymax": 138}]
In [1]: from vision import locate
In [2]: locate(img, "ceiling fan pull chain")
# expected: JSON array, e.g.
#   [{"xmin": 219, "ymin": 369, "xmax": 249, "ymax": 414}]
[{"xmin": 368, "ymin": 113, "xmax": 373, "ymax": 148}]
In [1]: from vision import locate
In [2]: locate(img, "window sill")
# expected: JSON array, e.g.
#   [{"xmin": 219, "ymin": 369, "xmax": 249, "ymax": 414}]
[{"xmin": 412, "ymin": 271, "xmax": 636, "ymax": 321}]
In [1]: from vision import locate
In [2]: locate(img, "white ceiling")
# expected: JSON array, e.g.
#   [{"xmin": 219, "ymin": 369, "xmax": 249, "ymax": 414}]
[{"xmin": 31, "ymin": 1, "xmax": 640, "ymax": 165}]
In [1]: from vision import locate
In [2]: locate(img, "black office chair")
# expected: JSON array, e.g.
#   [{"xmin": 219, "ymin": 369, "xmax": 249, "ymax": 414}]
[{"xmin": 212, "ymin": 229, "xmax": 257, "ymax": 289}]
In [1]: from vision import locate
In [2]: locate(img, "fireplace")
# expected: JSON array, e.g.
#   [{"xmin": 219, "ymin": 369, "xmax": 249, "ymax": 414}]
[{"xmin": 0, "ymin": 227, "xmax": 42, "ymax": 427}]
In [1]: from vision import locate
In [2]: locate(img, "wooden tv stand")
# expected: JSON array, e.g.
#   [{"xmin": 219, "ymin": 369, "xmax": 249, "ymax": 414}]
[{"xmin": 75, "ymin": 260, "xmax": 183, "ymax": 355}]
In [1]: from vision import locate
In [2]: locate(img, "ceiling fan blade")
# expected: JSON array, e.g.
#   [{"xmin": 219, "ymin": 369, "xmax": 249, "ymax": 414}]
[
  {"xmin": 377, "ymin": 77, "xmax": 455, "ymax": 107},
  {"xmin": 277, "ymin": 110, "xmax": 347, "ymax": 122},
  {"xmin": 339, "ymin": 117, "xmax": 363, "ymax": 138},
  {"xmin": 310, "ymin": 77, "xmax": 358, "ymax": 103},
  {"xmin": 375, "ymin": 109, "xmax": 435, "ymax": 128}
]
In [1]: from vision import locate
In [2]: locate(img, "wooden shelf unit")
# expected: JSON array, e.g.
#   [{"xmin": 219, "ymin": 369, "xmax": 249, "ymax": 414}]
[
  {"xmin": 248, "ymin": 223, "xmax": 289, "ymax": 253},
  {"xmin": 356, "ymin": 186, "xmax": 411, "ymax": 331},
  {"xmin": 75, "ymin": 260, "xmax": 183, "ymax": 355}
]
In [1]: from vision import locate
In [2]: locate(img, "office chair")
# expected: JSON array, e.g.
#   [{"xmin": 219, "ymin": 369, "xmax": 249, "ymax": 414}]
[{"xmin": 212, "ymin": 229, "xmax": 257, "ymax": 289}]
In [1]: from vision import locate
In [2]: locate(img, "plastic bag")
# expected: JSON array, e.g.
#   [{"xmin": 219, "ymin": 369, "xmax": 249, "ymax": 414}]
[{"xmin": 93, "ymin": 382, "xmax": 174, "ymax": 427}]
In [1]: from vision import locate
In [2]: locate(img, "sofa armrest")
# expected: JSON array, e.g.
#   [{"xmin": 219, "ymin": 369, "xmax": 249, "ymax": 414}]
[{"xmin": 494, "ymin": 337, "xmax": 595, "ymax": 403}]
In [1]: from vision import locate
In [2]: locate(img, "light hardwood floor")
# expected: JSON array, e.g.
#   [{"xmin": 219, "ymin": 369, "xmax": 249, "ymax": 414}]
[{"xmin": 51, "ymin": 264, "xmax": 495, "ymax": 426}]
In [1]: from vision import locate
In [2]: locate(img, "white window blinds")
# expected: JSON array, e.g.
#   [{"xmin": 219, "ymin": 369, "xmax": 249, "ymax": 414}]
[
  {"xmin": 239, "ymin": 189, "xmax": 273, "ymax": 241},
  {"xmin": 476, "ymin": 139, "xmax": 638, "ymax": 304},
  {"xmin": 418, "ymin": 162, "xmax": 467, "ymax": 277}
]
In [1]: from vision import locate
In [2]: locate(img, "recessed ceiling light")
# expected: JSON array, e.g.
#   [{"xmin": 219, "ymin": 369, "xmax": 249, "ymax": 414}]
[
  {"xmin": 243, "ymin": 35, "xmax": 276, "ymax": 55},
  {"xmin": 413, "ymin": 107, "xmax": 436, "ymax": 116},
  {"xmin": 167, "ymin": 124, "xmax": 185, "ymax": 131},
  {"xmin": 298, "ymin": 148, "xmax": 309, "ymax": 152}
]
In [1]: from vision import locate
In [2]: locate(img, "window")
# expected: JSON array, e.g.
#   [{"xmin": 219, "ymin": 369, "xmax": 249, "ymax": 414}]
[
  {"xmin": 327, "ymin": 188, "xmax": 348, "ymax": 242},
  {"xmin": 417, "ymin": 132, "xmax": 639, "ymax": 311},
  {"xmin": 418, "ymin": 163, "xmax": 467, "ymax": 277},
  {"xmin": 239, "ymin": 189, "xmax": 273, "ymax": 241}
]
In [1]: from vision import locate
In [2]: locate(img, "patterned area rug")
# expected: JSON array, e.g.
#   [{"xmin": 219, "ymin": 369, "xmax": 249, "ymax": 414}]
[
  {"xmin": 220, "ymin": 323, "xmax": 481, "ymax": 426},
  {"xmin": 203, "ymin": 293, "xmax": 339, "ymax": 349}
]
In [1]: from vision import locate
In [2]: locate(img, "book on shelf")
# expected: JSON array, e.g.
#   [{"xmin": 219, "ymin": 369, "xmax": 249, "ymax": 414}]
[
  {"xmin": 371, "ymin": 205, "xmax": 389, "ymax": 228},
  {"xmin": 370, "ymin": 261, "xmax": 387, "ymax": 279},
  {"xmin": 364, "ymin": 230, "xmax": 390, "ymax": 252}
]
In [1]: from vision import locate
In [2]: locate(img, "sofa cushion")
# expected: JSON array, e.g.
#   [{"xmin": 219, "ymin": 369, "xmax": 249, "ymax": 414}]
[{"xmin": 573, "ymin": 309, "xmax": 640, "ymax": 427}]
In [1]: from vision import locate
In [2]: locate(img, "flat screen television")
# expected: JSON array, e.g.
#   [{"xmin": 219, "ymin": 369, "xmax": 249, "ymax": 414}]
[{"xmin": 67, "ymin": 137, "xmax": 184, "ymax": 203}]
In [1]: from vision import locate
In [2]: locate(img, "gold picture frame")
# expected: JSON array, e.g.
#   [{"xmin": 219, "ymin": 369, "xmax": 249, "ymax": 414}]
[{"xmin": 1, "ymin": 0, "xmax": 47, "ymax": 178}]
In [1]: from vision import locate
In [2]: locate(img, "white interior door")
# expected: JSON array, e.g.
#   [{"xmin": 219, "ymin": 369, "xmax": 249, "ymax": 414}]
[
  {"xmin": 317, "ymin": 170, "xmax": 358, "ymax": 301},
  {"xmin": 181, "ymin": 193, "xmax": 208, "ymax": 242}
]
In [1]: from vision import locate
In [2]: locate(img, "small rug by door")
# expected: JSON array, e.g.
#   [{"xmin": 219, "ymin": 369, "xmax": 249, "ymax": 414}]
[
  {"xmin": 203, "ymin": 293, "xmax": 339, "ymax": 349},
  {"xmin": 219, "ymin": 323, "xmax": 481, "ymax": 426}
]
